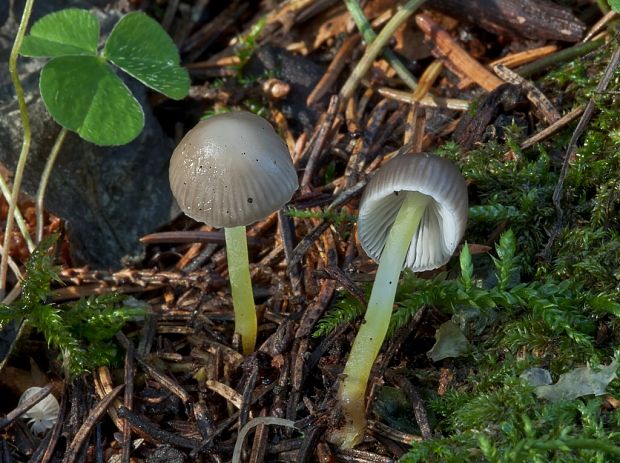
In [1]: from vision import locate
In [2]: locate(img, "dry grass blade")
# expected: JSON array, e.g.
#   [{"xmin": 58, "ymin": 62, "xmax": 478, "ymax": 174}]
[
  {"xmin": 459, "ymin": 45, "xmax": 559, "ymax": 89},
  {"xmin": 343, "ymin": 0, "xmax": 418, "ymax": 91},
  {"xmin": 118, "ymin": 406, "xmax": 201, "ymax": 450},
  {"xmin": 38, "ymin": 381, "xmax": 68, "ymax": 463},
  {"xmin": 340, "ymin": 0, "xmax": 426, "ymax": 100},
  {"xmin": 415, "ymin": 13, "xmax": 503, "ymax": 91},
  {"xmin": 140, "ymin": 230, "xmax": 264, "ymax": 247},
  {"xmin": 307, "ymin": 35, "xmax": 360, "ymax": 106},
  {"xmin": 491, "ymin": 45, "xmax": 558, "ymax": 68},
  {"xmin": 367, "ymin": 419, "xmax": 422, "ymax": 444},
  {"xmin": 121, "ymin": 345, "xmax": 135, "ymax": 463},
  {"xmin": 61, "ymin": 384, "xmax": 124, "ymax": 463},
  {"xmin": 336, "ymin": 448, "xmax": 394, "ymax": 462},
  {"xmin": 493, "ymin": 63, "xmax": 560, "ymax": 124},
  {"xmin": 377, "ymin": 87, "xmax": 469, "ymax": 110},
  {"xmin": 583, "ymin": 10, "xmax": 616, "ymax": 42},
  {"xmin": 206, "ymin": 379, "xmax": 244, "ymax": 408},
  {"xmin": 264, "ymin": 0, "xmax": 317, "ymax": 29},
  {"xmin": 94, "ymin": 367, "xmax": 124, "ymax": 432},
  {"xmin": 301, "ymin": 95, "xmax": 340, "ymax": 189},
  {"xmin": 116, "ymin": 332, "xmax": 191, "ymax": 404},
  {"xmin": 386, "ymin": 371, "xmax": 432, "ymax": 439},
  {"xmin": 512, "ymin": 105, "xmax": 585, "ymax": 155},
  {"xmin": 404, "ymin": 60, "xmax": 443, "ymax": 147}
]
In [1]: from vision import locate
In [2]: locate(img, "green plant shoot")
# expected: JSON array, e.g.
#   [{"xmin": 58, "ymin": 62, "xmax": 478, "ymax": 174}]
[{"xmin": 0, "ymin": 235, "xmax": 144, "ymax": 375}]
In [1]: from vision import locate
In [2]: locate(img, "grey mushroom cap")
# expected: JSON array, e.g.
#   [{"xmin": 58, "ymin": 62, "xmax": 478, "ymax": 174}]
[
  {"xmin": 169, "ymin": 111, "xmax": 299, "ymax": 228},
  {"xmin": 357, "ymin": 153, "xmax": 468, "ymax": 272}
]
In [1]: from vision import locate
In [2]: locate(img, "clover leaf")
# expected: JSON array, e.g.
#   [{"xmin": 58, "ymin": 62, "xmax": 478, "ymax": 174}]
[
  {"xmin": 21, "ymin": 8, "xmax": 189, "ymax": 146},
  {"xmin": 104, "ymin": 12, "xmax": 190, "ymax": 100},
  {"xmin": 40, "ymin": 56, "xmax": 143, "ymax": 145},
  {"xmin": 21, "ymin": 9, "xmax": 99, "ymax": 57}
]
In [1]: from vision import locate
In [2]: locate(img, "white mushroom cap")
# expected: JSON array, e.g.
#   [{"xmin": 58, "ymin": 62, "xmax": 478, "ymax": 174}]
[
  {"xmin": 169, "ymin": 111, "xmax": 298, "ymax": 228},
  {"xmin": 358, "ymin": 153, "xmax": 468, "ymax": 272},
  {"xmin": 18, "ymin": 387, "xmax": 60, "ymax": 435}
]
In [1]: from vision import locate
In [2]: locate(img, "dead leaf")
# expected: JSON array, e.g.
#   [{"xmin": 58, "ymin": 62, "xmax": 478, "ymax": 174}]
[
  {"xmin": 520, "ymin": 367, "xmax": 552, "ymax": 387},
  {"xmin": 427, "ymin": 320, "xmax": 471, "ymax": 362},
  {"xmin": 535, "ymin": 361, "xmax": 618, "ymax": 402}
]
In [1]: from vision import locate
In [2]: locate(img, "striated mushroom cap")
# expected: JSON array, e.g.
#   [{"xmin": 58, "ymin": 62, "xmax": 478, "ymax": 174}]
[
  {"xmin": 169, "ymin": 111, "xmax": 298, "ymax": 228},
  {"xmin": 358, "ymin": 153, "xmax": 468, "ymax": 272},
  {"xmin": 18, "ymin": 387, "xmax": 60, "ymax": 435}
]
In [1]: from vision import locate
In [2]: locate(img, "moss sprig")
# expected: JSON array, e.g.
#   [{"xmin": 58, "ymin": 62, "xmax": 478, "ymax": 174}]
[{"xmin": 0, "ymin": 235, "xmax": 144, "ymax": 375}]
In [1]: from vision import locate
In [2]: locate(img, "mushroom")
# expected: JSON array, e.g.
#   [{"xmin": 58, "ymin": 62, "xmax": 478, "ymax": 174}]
[
  {"xmin": 18, "ymin": 387, "xmax": 60, "ymax": 435},
  {"xmin": 333, "ymin": 152, "xmax": 468, "ymax": 448},
  {"xmin": 169, "ymin": 111, "xmax": 298, "ymax": 354}
]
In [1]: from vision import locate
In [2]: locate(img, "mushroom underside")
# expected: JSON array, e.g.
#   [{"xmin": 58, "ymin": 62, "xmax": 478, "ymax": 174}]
[{"xmin": 359, "ymin": 190, "xmax": 457, "ymax": 272}]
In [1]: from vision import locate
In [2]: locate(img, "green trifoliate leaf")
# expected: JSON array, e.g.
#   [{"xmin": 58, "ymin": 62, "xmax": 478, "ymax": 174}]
[
  {"xmin": 104, "ymin": 12, "xmax": 189, "ymax": 100},
  {"xmin": 21, "ymin": 9, "xmax": 99, "ymax": 57},
  {"xmin": 609, "ymin": 0, "xmax": 620, "ymax": 12},
  {"xmin": 40, "ymin": 56, "xmax": 144, "ymax": 146}
]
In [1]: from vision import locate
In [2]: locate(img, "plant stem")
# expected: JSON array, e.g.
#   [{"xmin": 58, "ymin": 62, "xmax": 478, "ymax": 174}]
[
  {"xmin": 224, "ymin": 226, "xmax": 256, "ymax": 354},
  {"xmin": 1, "ymin": 0, "xmax": 36, "ymax": 296},
  {"xmin": 0, "ymin": 243, "xmax": 22, "ymax": 281},
  {"xmin": 595, "ymin": 0, "xmax": 610, "ymax": 14},
  {"xmin": 340, "ymin": 0, "xmax": 426, "ymax": 100},
  {"xmin": 0, "ymin": 176, "xmax": 34, "ymax": 253},
  {"xmin": 516, "ymin": 39, "xmax": 604, "ymax": 78},
  {"xmin": 36, "ymin": 127, "xmax": 67, "ymax": 243},
  {"xmin": 335, "ymin": 191, "xmax": 430, "ymax": 448},
  {"xmin": 343, "ymin": 0, "xmax": 417, "ymax": 91}
]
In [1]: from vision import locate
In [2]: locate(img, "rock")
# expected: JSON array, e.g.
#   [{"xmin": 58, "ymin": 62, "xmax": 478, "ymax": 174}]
[{"xmin": 0, "ymin": 1, "xmax": 177, "ymax": 268}]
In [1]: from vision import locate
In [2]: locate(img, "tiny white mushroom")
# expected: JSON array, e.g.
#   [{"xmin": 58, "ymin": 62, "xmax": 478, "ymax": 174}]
[
  {"xmin": 169, "ymin": 111, "xmax": 298, "ymax": 354},
  {"xmin": 18, "ymin": 387, "xmax": 60, "ymax": 435}
]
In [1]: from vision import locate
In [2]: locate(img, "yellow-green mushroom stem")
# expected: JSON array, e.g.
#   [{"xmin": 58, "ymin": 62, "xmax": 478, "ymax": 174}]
[
  {"xmin": 168, "ymin": 112, "xmax": 299, "ymax": 356},
  {"xmin": 335, "ymin": 191, "xmax": 431, "ymax": 448},
  {"xmin": 225, "ymin": 226, "xmax": 257, "ymax": 355}
]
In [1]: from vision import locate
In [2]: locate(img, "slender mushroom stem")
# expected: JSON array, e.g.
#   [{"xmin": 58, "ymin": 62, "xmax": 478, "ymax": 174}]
[
  {"xmin": 336, "ymin": 191, "xmax": 431, "ymax": 448},
  {"xmin": 224, "ymin": 226, "xmax": 257, "ymax": 354}
]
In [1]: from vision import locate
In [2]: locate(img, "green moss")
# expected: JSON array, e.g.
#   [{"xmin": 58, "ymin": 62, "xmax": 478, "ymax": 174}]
[
  {"xmin": 315, "ymin": 42, "xmax": 620, "ymax": 462},
  {"xmin": 0, "ymin": 235, "xmax": 144, "ymax": 375},
  {"xmin": 286, "ymin": 207, "xmax": 356, "ymax": 227}
]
